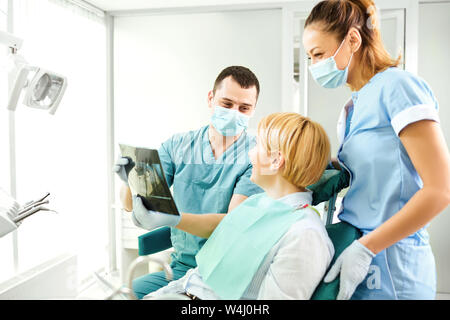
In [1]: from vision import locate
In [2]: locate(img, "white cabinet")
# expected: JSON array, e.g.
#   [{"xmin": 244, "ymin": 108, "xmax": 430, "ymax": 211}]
[{"xmin": 120, "ymin": 209, "xmax": 148, "ymax": 250}]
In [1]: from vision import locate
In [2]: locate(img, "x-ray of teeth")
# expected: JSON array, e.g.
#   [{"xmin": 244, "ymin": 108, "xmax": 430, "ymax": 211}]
[{"xmin": 119, "ymin": 144, "xmax": 180, "ymax": 216}]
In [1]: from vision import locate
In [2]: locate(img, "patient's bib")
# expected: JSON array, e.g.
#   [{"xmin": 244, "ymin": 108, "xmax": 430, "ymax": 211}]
[{"xmin": 196, "ymin": 192, "xmax": 308, "ymax": 300}]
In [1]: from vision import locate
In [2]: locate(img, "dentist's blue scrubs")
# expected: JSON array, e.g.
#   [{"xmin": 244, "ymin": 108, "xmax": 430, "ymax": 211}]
[
  {"xmin": 132, "ymin": 125, "xmax": 263, "ymax": 299},
  {"xmin": 337, "ymin": 67, "xmax": 439, "ymax": 299}
]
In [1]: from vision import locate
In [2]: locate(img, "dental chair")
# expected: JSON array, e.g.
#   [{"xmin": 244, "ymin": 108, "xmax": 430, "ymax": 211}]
[{"xmin": 135, "ymin": 169, "xmax": 360, "ymax": 300}]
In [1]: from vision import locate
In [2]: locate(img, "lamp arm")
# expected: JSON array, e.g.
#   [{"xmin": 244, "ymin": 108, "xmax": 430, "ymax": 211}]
[{"xmin": 0, "ymin": 30, "xmax": 23, "ymax": 52}]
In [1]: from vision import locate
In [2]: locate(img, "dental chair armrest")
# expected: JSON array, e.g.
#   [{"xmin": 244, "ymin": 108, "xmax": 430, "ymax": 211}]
[{"xmin": 138, "ymin": 226, "xmax": 172, "ymax": 256}]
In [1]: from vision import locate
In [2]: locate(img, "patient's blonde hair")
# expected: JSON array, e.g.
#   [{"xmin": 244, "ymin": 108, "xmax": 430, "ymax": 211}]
[{"xmin": 258, "ymin": 112, "xmax": 331, "ymax": 188}]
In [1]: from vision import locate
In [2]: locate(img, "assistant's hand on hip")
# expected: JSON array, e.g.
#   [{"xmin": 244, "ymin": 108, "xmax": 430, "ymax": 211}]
[
  {"xmin": 324, "ymin": 240, "xmax": 375, "ymax": 300},
  {"xmin": 131, "ymin": 195, "xmax": 181, "ymax": 231}
]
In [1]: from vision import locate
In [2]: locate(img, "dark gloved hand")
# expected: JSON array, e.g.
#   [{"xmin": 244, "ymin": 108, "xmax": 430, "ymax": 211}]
[
  {"xmin": 113, "ymin": 155, "xmax": 135, "ymax": 186},
  {"xmin": 308, "ymin": 169, "xmax": 350, "ymax": 206}
]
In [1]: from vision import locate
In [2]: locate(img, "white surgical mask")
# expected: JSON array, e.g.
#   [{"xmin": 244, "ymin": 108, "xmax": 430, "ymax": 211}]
[{"xmin": 309, "ymin": 37, "xmax": 353, "ymax": 89}]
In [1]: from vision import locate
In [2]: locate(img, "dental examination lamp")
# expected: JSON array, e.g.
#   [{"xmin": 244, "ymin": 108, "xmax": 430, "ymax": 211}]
[
  {"xmin": 0, "ymin": 189, "xmax": 57, "ymax": 238},
  {"xmin": 0, "ymin": 30, "xmax": 67, "ymax": 115}
]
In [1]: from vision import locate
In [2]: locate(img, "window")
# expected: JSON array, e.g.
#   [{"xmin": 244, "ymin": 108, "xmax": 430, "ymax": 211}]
[
  {"xmin": 0, "ymin": 0, "xmax": 14, "ymax": 285},
  {"xmin": 0, "ymin": 0, "xmax": 108, "ymax": 287}
]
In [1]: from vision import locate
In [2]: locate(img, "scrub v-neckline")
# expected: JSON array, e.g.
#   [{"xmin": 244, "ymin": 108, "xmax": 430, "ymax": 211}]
[{"xmin": 204, "ymin": 125, "xmax": 245, "ymax": 162}]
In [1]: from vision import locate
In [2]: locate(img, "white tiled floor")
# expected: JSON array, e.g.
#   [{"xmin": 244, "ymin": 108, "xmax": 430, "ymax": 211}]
[{"xmin": 76, "ymin": 273, "xmax": 125, "ymax": 300}]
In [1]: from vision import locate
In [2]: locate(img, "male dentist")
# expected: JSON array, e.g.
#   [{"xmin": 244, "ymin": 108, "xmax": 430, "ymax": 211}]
[{"xmin": 114, "ymin": 66, "xmax": 264, "ymax": 299}]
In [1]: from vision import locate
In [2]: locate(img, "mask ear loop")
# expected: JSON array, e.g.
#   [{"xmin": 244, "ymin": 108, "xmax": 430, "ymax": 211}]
[
  {"xmin": 334, "ymin": 35, "xmax": 354, "ymax": 71},
  {"xmin": 332, "ymin": 36, "xmax": 348, "ymax": 58},
  {"xmin": 347, "ymin": 51, "xmax": 354, "ymax": 70}
]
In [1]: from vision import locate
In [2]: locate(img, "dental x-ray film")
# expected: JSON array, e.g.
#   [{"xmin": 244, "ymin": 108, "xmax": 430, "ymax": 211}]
[{"xmin": 119, "ymin": 144, "xmax": 179, "ymax": 215}]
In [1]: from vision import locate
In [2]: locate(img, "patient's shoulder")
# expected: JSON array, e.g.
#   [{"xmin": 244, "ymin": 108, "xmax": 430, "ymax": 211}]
[
  {"xmin": 282, "ymin": 210, "xmax": 334, "ymax": 255},
  {"xmin": 289, "ymin": 209, "xmax": 327, "ymax": 234}
]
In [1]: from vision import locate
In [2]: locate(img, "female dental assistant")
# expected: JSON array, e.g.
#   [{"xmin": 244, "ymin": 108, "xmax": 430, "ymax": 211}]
[{"xmin": 303, "ymin": 0, "xmax": 450, "ymax": 300}]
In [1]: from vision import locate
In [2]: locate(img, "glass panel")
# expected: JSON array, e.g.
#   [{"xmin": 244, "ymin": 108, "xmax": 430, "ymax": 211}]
[
  {"xmin": 0, "ymin": 0, "xmax": 6, "ymax": 32},
  {"xmin": 11, "ymin": 0, "xmax": 107, "ymax": 286},
  {"xmin": 379, "ymin": 11, "xmax": 405, "ymax": 70},
  {"xmin": 293, "ymin": 16, "xmax": 301, "ymax": 114},
  {"xmin": 0, "ymin": 0, "xmax": 15, "ymax": 285}
]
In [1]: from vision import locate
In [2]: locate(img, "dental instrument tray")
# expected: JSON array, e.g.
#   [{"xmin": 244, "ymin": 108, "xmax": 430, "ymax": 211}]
[{"xmin": 119, "ymin": 144, "xmax": 180, "ymax": 216}]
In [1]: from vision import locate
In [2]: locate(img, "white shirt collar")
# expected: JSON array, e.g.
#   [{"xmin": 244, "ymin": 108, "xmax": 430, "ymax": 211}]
[{"xmin": 277, "ymin": 190, "xmax": 313, "ymax": 208}]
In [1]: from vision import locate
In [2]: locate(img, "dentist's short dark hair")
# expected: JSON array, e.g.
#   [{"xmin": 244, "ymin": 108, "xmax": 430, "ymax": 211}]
[{"xmin": 213, "ymin": 66, "xmax": 260, "ymax": 99}]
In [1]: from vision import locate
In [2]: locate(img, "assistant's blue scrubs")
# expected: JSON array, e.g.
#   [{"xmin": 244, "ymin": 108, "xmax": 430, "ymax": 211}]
[
  {"xmin": 336, "ymin": 67, "xmax": 440, "ymax": 299},
  {"xmin": 132, "ymin": 125, "xmax": 263, "ymax": 299}
]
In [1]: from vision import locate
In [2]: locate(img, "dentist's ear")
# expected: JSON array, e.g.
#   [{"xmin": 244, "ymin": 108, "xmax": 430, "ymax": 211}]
[{"xmin": 207, "ymin": 90, "xmax": 215, "ymax": 109}]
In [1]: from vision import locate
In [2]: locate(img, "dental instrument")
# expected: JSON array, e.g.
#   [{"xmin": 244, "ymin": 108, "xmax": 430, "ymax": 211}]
[{"xmin": 16, "ymin": 192, "xmax": 51, "ymax": 214}]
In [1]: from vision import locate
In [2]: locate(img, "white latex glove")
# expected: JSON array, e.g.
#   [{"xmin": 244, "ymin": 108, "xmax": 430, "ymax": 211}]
[
  {"xmin": 324, "ymin": 240, "xmax": 375, "ymax": 300},
  {"xmin": 113, "ymin": 155, "xmax": 130, "ymax": 186},
  {"xmin": 132, "ymin": 195, "xmax": 181, "ymax": 231}
]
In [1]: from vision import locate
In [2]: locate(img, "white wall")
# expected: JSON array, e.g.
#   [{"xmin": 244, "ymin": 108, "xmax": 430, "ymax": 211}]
[
  {"xmin": 418, "ymin": 1, "xmax": 450, "ymax": 295},
  {"xmin": 114, "ymin": 9, "xmax": 282, "ymax": 151}
]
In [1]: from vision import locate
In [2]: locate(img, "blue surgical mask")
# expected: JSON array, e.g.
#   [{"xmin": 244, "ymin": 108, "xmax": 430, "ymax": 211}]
[
  {"xmin": 211, "ymin": 105, "xmax": 250, "ymax": 136},
  {"xmin": 308, "ymin": 37, "xmax": 353, "ymax": 89}
]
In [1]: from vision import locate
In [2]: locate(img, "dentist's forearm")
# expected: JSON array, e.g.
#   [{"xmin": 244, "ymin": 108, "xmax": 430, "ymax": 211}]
[
  {"xmin": 120, "ymin": 184, "xmax": 133, "ymax": 212},
  {"xmin": 176, "ymin": 213, "xmax": 226, "ymax": 239},
  {"xmin": 174, "ymin": 194, "xmax": 247, "ymax": 238},
  {"xmin": 359, "ymin": 186, "xmax": 450, "ymax": 255}
]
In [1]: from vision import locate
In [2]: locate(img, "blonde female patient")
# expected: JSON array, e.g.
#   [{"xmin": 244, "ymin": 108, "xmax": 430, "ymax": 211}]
[{"xmin": 145, "ymin": 113, "xmax": 334, "ymax": 300}]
